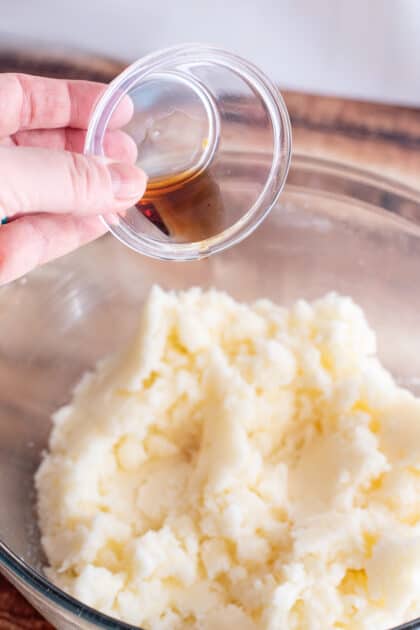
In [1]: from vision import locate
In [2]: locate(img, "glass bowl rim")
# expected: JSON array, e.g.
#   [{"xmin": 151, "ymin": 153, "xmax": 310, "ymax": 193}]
[{"xmin": 1, "ymin": 153, "xmax": 420, "ymax": 630}]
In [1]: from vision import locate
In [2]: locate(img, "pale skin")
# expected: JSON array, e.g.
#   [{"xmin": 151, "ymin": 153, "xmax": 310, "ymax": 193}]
[{"xmin": 0, "ymin": 73, "xmax": 148, "ymax": 285}]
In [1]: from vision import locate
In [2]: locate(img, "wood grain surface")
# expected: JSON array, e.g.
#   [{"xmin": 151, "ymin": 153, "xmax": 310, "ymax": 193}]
[
  {"xmin": 287, "ymin": 90, "xmax": 420, "ymax": 189},
  {"xmin": 0, "ymin": 45, "xmax": 419, "ymax": 630},
  {"xmin": 0, "ymin": 575, "xmax": 52, "ymax": 629}
]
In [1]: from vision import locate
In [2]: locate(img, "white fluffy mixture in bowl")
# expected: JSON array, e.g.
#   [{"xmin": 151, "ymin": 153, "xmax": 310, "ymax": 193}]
[{"xmin": 36, "ymin": 287, "xmax": 420, "ymax": 630}]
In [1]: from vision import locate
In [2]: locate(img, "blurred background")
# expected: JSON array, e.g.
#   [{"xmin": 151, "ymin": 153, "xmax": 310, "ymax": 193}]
[{"xmin": 1, "ymin": 0, "xmax": 420, "ymax": 106}]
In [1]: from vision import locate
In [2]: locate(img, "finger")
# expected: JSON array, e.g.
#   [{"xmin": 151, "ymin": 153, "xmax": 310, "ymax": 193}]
[
  {"xmin": 0, "ymin": 74, "xmax": 133, "ymax": 137},
  {"xmin": 11, "ymin": 128, "xmax": 138, "ymax": 163},
  {"xmin": 0, "ymin": 213, "xmax": 107, "ymax": 285},
  {"xmin": 0, "ymin": 146, "xmax": 147, "ymax": 218}
]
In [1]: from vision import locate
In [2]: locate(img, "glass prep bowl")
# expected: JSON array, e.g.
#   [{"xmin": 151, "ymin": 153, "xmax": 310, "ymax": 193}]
[{"xmin": 1, "ymin": 154, "xmax": 420, "ymax": 630}]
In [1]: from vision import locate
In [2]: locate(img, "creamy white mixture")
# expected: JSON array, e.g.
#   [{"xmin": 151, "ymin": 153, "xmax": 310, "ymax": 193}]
[{"xmin": 36, "ymin": 287, "xmax": 420, "ymax": 629}]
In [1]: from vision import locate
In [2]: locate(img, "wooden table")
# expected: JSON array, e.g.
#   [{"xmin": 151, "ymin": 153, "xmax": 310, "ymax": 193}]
[{"xmin": 0, "ymin": 45, "xmax": 419, "ymax": 629}]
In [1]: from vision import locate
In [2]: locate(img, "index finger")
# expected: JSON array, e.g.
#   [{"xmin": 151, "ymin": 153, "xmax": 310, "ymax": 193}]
[{"xmin": 0, "ymin": 74, "xmax": 133, "ymax": 137}]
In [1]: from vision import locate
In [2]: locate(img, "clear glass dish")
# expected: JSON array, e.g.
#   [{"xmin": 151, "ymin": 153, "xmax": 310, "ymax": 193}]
[
  {"xmin": 84, "ymin": 44, "xmax": 291, "ymax": 260},
  {"xmin": 1, "ymin": 154, "xmax": 420, "ymax": 630}
]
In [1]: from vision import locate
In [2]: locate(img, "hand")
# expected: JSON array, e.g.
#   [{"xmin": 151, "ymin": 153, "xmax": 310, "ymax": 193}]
[{"xmin": 0, "ymin": 74, "xmax": 147, "ymax": 284}]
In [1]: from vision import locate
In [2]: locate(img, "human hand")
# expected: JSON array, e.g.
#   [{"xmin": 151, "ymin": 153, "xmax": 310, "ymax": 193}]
[{"xmin": 0, "ymin": 74, "xmax": 147, "ymax": 284}]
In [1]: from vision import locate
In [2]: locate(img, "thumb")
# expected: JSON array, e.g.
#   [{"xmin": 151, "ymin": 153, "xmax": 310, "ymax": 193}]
[{"xmin": 0, "ymin": 146, "xmax": 147, "ymax": 218}]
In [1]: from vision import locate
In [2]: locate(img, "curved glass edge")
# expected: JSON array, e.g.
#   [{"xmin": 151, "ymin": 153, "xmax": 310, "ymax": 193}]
[
  {"xmin": 85, "ymin": 44, "xmax": 292, "ymax": 261},
  {"xmin": 290, "ymin": 153, "xmax": 420, "ymax": 205},
  {"xmin": 2, "ymin": 155, "xmax": 420, "ymax": 629},
  {"xmin": 2, "ymin": 532, "xmax": 420, "ymax": 630},
  {"xmin": 288, "ymin": 153, "xmax": 420, "ymax": 238},
  {"xmin": 0, "ymin": 542, "xmax": 140, "ymax": 630},
  {"xmin": 292, "ymin": 151, "xmax": 420, "ymax": 203}
]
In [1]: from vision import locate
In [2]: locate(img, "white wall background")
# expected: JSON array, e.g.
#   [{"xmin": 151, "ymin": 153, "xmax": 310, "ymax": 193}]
[{"xmin": 1, "ymin": 0, "xmax": 419, "ymax": 106}]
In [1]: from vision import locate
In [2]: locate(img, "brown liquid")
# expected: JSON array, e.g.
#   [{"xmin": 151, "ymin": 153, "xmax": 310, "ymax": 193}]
[{"xmin": 136, "ymin": 168, "xmax": 224, "ymax": 242}]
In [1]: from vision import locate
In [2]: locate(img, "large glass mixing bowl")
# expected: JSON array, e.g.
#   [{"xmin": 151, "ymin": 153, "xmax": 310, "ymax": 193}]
[{"xmin": 1, "ymin": 155, "xmax": 420, "ymax": 630}]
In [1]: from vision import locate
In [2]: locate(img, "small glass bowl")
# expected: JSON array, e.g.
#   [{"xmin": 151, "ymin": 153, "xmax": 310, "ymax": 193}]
[{"xmin": 84, "ymin": 44, "xmax": 292, "ymax": 260}]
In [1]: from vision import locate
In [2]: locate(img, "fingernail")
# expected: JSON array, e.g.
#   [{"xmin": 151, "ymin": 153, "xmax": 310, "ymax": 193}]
[{"xmin": 108, "ymin": 162, "xmax": 147, "ymax": 201}]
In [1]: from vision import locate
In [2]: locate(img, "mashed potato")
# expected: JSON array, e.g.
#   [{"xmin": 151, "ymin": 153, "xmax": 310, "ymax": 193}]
[{"xmin": 36, "ymin": 287, "xmax": 420, "ymax": 629}]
